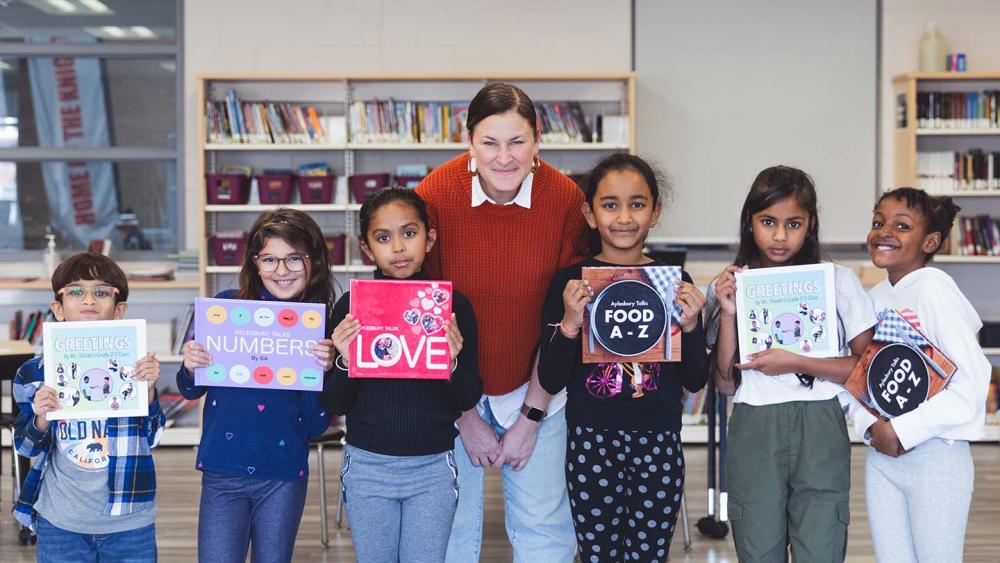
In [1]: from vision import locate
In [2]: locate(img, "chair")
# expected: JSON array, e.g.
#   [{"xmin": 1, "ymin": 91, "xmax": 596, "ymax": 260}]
[
  {"xmin": 680, "ymin": 490, "xmax": 692, "ymax": 549},
  {"xmin": 310, "ymin": 426, "xmax": 346, "ymax": 547}
]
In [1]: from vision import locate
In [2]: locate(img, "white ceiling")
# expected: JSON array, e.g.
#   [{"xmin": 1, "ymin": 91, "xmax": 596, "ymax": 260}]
[{"xmin": 0, "ymin": 0, "xmax": 176, "ymax": 40}]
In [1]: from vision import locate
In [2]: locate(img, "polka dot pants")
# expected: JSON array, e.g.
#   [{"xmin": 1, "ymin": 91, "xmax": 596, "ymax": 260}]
[{"xmin": 566, "ymin": 426, "xmax": 684, "ymax": 563}]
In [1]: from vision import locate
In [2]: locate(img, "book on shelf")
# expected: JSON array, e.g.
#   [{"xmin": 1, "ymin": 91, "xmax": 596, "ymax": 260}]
[
  {"xmin": 916, "ymin": 149, "xmax": 1000, "ymax": 192},
  {"xmin": 8, "ymin": 309, "xmax": 51, "ymax": 345},
  {"xmin": 205, "ymin": 88, "xmax": 327, "ymax": 145},
  {"xmin": 347, "ymin": 99, "xmax": 611, "ymax": 145},
  {"xmin": 987, "ymin": 380, "xmax": 999, "ymax": 418},
  {"xmin": 951, "ymin": 215, "xmax": 1000, "ymax": 256},
  {"xmin": 172, "ymin": 305, "xmax": 195, "ymax": 355},
  {"xmin": 916, "ymin": 90, "xmax": 1000, "ymax": 130}
]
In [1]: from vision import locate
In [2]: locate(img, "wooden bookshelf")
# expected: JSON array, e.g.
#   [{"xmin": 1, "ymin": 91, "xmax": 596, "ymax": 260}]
[
  {"xmin": 932, "ymin": 255, "xmax": 1000, "ymax": 264},
  {"xmin": 916, "ymin": 129, "xmax": 1000, "ymax": 136},
  {"xmin": 892, "ymin": 72, "xmax": 1000, "ymax": 188},
  {"xmin": 198, "ymin": 72, "xmax": 636, "ymax": 297},
  {"xmin": 0, "ymin": 278, "xmax": 199, "ymax": 290},
  {"xmin": 205, "ymin": 204, "xmax": 361, "ymax": 213}
]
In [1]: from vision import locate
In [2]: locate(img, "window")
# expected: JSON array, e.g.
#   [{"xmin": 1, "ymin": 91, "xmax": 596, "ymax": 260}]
[{"xmin": 0, "ymin": 0, "xmax": 181, "ymax": 252}]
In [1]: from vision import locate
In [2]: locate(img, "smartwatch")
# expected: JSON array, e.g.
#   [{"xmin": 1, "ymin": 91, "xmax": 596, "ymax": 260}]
[{"xmin": 520, "ymin": 403, "xmax": 546, "ymax": 422}]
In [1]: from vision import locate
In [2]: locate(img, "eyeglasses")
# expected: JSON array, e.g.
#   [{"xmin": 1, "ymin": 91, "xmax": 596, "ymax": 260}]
[
  {"xmin": 254, "ymin": 254, "xmax": 309, "ymax": 273},
  {"xmin": 58, "ymin": 285, "xmax": 120, "ymax": 302}
]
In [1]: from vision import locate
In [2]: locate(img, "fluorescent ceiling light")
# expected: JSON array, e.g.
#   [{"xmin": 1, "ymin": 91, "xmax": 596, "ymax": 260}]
[
  {"xmin": 79, "ymin": 0, "xmax": 111, "ymax": 13},
  {"xmin": 46, "ymin": 0, "xmax": 76, "ymax": 13},
  {"xmin": 100, "ymin": 26, "xmax": 125, "ymax": 38},
  {"xmin": 27, "ymin": 0, "xmax": 115, "ymax": 15},
  {"xmin": 131, "ymin": 26, "xmax": 156, "ymax": 38}
]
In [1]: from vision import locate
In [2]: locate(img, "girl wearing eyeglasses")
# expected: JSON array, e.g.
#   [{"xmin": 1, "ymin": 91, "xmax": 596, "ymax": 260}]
[{"xmin": 177, "ymin": 208, "xmax": 336, "ymax": 563}]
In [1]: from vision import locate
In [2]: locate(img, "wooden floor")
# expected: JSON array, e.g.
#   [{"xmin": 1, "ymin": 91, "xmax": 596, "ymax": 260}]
[{"xmin": 1, "ymin": 444, "xmax": 998, "ymax": 562}]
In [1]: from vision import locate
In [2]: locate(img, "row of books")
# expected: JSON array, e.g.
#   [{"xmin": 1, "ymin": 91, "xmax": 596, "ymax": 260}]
[
  {"xmin": 987, "ymin": 381, "xmax": 999, "ymax": 417},
  {"xmin": 916, "ymin": 150, "xmax": 1000, "ymax": 192},
  {"xmin": 916, "ymin": 90, "xmax": 1000, "ymax": 129},
  {"xmin": 8, "ymin": 309, "xmax": 51, "ymax": 345},
  {"xmin": 206, "ymin": 89, "xmax": 326, "ymax": 144},
  {"xmin": 348, "ymin": 100, "xmax": 606, "ymax": 145},
  {"xmin": 349, "ymin": 100, "xmax": 468, "ymax": 144},
  {"xmin": 954, "ymin": 215, "xmax": 1000, "ymax": 256}
]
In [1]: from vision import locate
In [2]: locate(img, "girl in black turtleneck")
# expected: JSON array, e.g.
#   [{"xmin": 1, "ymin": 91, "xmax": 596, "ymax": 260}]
[{"xmin": 321, "ymin": 187, "xmax": 481, "ymax": 563}]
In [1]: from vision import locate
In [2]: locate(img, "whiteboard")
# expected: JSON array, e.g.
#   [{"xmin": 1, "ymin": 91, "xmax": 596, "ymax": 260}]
[{"xmin": 635, "ymin": 0, "xmax": 878, "ymax": 244}]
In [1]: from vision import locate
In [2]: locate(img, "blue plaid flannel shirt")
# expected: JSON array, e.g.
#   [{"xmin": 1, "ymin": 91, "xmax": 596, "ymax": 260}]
[{"xmin": 11, "ymin": 356, "xmax": 165, "ymax": 529}]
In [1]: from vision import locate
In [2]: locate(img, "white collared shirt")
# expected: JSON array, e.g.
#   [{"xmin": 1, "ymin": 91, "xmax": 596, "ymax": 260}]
[{"xmin": 471, "ymin": 172, "xmax": 534, "ymax": 208}]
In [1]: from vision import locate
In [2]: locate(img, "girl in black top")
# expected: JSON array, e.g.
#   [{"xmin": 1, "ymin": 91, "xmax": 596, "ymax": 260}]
[
  {"xmin": 538, "ymin": 154, "xmax": 708, "ymax": 563},
  {"xmin": 322, "ymin": 187, "xmax": 482, "ymax": 562}
]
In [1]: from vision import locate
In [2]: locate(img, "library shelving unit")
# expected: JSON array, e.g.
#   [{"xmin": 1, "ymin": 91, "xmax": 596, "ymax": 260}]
[
  {"xmin": 893, "ymin": 72, "xmax": 1000, "ymax": 441},
  {"xmin": 892, "ymin": 72, "xmax": 1000, "ymax": 264},
  {"xmin": 197, "ymin": 73, "xmax": 636, "ymax": 297}
]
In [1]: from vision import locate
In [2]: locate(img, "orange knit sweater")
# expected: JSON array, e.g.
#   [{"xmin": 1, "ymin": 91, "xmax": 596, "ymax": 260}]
[{"xmin": 416, "ymin": 154, "xmax": 588, "ymax": 395}]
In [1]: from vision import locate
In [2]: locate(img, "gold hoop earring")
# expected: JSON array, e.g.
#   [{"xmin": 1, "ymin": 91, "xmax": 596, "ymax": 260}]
[
  {"xmin": 531, "ymin": 156, "xmax": 540, "ymax": 174},
  {"xmin": 468, "ymin": 156, "xmax": 478, "ymax": 177}
]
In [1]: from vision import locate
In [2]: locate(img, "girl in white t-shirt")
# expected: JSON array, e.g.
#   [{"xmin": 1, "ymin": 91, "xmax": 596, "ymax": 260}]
[
  {"xmin": 859, "ymin": 188, "xmax": 990, "ymax": 563},
  {"xmin": 706, "ymin": 165, "xmax": 876, "ymax": 562}
]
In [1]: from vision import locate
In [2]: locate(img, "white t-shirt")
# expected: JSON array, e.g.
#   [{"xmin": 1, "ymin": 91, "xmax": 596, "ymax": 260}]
[
  {"xmin": 863, "ymin": 267, "xmax": 991, "ymax": 449},
  {"xmin": 706, "ymin": 263, "xmax": 877, "ymax": 406}
]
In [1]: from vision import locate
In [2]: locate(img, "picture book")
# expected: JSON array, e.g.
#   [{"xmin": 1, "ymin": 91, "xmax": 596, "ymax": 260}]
[
  {"xmin": 581, "ymin": 266, "xmax": 682, "ymax": 364},
  {"xmin": 194, "ymin": 297, "xmax": 326, "ymax": 392},
  {"xmin": 734, "ymin": 263, "xmax": 838, "ymax": 363},
  {"xmin": 348, "ymin": 279, "xmax": 453, "ymax": 379},
  {"xmin": 842, "ymin": 308, "xmax": 957, "ymax": 418},
  {"xmin": 43, "ymin": 319, "xmax": 148, "ymax": 420}
]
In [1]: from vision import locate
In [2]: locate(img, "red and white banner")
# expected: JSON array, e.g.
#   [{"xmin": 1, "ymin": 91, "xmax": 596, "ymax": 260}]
[{"xmin": 28, "ymin": 37, "xmax": 117, "ymax": 246}]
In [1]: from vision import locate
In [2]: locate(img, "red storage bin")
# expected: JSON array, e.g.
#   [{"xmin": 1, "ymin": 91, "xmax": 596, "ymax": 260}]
[
  {"xmin": 211, "ymin": 232, "xmax": 246, "ymax": 266},
  {"xmin": 256, "ymin": 174, "xmax": 294, "ymax": 204},
  {"xmin": 394, "ymin": 175, "xmax": 423, "ymax": 189},
  {"xmin": 324, "ymin": 235, "xmax": 346, "ymax": 265},
  {"xmin": 297, "ymin": 175, "xmax": 336, "ymax": 204},
  {"xmin": 206, "ymin": 174, "xmax": 250, "ymax": 204},
  {"xmin": 349, "ymin": 173, "xmax": 391, "ymax": 203}
]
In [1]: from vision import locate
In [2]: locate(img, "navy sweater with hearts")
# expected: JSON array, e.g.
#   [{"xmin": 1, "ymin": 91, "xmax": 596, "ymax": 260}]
[
  {"xmin": 176, "ymin": 289, "xmax": 333, "ymax": 481},
  {"xmin": 321, "ymin": 270, "xmax": 483, "ymax": 456}
]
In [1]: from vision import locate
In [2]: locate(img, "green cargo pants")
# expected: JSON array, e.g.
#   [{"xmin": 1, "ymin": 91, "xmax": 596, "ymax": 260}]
[{"xmin": 726, "ymin": 398, "xmax": 851, "ymax": 563}]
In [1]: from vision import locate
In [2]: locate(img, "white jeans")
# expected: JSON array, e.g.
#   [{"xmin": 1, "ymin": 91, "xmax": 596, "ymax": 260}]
[
  {"xmin": 866, "ymin": 438, "xmax": 974, "ymax": 563},
  {"xmin": 445, "ymin": 401, "xmax": 576, "ymax": 563}
]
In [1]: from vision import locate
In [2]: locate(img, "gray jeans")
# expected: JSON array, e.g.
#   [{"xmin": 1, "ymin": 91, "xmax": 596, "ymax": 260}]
[{"xmin": 342, "ymin": 444, "xmax": 459, "ymax": 563}]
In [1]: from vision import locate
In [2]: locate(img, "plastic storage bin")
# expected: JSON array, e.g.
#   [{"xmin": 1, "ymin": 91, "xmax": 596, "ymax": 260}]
[
  {"xmin": 256, "ymin": 174, "xmax": 294, "ymax": 204},
  {"xmin": 206, "ymin": 174, "xmax": 250, "ymax": 204},
  {"xmin": 211, "ymin": 232, "xmax": 246, "ymax": 266},
  {"xmin": 297, "ymin": 175, "xmax": 336, "ymax": 204},
  {"xmin": 324, "ymin": 235, "xmax": 346, "ymax": 265},
  {"xmin": 349, "ymin": 173, "xmax": 391, "ymax": 203},
  {"xmin": 394, "ymin": 175, "xmax": 424, "ymax": 189}
]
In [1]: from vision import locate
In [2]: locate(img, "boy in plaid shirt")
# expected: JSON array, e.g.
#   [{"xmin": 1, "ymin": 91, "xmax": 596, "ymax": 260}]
[{"xmin": 13, "ymin": 253, "xmax": 164, "ymax": 562}]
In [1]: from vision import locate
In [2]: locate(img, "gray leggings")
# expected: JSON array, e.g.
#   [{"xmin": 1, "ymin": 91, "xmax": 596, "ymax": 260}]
[
  {"xmin": 866, "ymin": 438, "xmax": 974, "ymax": 563},
  {"xmin": 341, "ymin": 444, "xmax": 459, "ymax": 563}
]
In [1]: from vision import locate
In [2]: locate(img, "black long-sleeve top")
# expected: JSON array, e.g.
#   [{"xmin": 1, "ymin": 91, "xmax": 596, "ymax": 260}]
[
  {"xmin": 538, "ymin": 258, "xmax": 708, "ymax": 432},
  {"xmin": 320, "ymin": 270, "xmax": 483, "ymax": 456}
]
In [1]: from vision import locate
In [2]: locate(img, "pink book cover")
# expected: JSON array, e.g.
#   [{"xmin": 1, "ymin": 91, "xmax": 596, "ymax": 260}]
[{"xmin": 348, "ymin": 279, "xmax": 453, "ymax": 379}]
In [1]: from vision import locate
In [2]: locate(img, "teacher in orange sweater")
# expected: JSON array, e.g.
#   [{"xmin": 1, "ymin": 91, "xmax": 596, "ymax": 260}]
[{"xmin": 416, "ymin": 83, "xmax": 587, "ymax": 562}]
